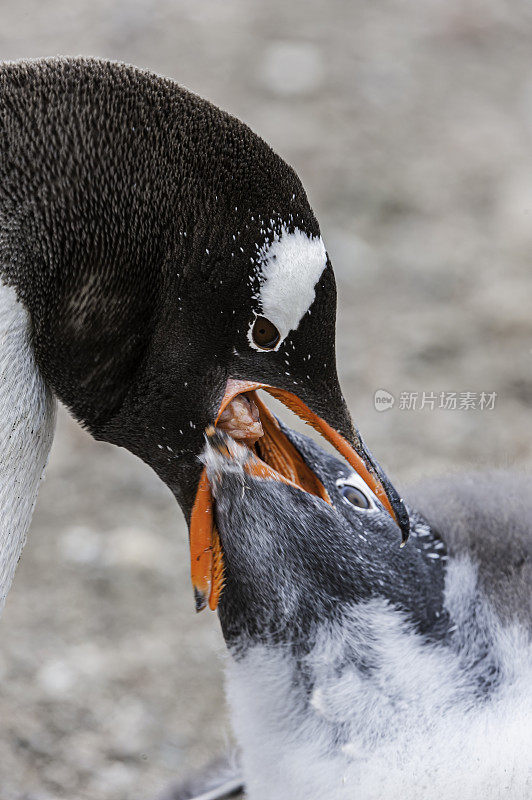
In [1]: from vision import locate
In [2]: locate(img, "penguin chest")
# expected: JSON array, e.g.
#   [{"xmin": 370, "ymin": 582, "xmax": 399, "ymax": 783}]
[
  {"xmin": 223, "ymin": 594, "xmax": 532, "ymax": 800},
  {"xmin": 0, "ymin": 280, "xmax": 57, "ymax": 611}
]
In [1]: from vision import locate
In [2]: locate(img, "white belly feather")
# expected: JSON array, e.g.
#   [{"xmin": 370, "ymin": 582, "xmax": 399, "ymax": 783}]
[{"xmin": 0, "ymin": 279, "xmax": 56, "ymax": 611}]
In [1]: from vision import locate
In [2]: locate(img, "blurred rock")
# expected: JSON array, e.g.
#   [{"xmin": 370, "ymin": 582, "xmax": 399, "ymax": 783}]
[
  {"xmin": 88, "ymin": 762, "xmax": 136, "ymax": 795},
  {"xmin": 103, "ymin": 527, "xmax": 169, "ymax": 571},
  {"xmin": 260, "ymin": 40, "xmax": 324, "ymax": 96},
  {"xmin": 59, "ymin": 526, "xmax": 102, "ymax": 565},
  {"xmin": 37, "ymin": 660, "xmax": 77, "ymax": 697}
]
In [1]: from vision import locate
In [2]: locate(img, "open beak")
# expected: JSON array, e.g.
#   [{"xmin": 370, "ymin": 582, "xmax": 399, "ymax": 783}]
[{"xmin": 190, "ymin": 378, "xmax": 409, "ymax": 612}]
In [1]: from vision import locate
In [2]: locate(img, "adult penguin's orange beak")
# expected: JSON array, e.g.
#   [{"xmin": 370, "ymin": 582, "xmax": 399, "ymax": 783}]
[{"xmin": 189, "ymin": 378, "xmax": 409, "ymax": 612}]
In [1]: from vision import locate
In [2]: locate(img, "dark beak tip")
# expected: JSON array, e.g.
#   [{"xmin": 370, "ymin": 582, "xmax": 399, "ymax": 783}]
[
  {"xmin": 194, "ymin": 587, "xmax": 208, "ymax": 613},
  {"xmin": 397, "ymin": 503, "xmax": 411, "ymax": 545}
]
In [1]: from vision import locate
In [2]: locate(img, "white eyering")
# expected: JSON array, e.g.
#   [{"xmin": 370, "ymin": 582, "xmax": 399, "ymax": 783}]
[
  {"xmin": 336, "ymin": 473, "xmax": 378, "ymax": 511},
  {"xmin": 248, "ymin": 226, "xmax": 327, "ymax": 351}
]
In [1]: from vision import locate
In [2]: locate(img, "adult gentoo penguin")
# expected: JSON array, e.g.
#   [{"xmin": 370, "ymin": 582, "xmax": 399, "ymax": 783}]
[
  {"xmin": 0, "ymin": 57, "xmax": 409, "ymax": 612},
  {"xmin": 191, "ymin": 426, "xmax": 531, "ymax": 800}
]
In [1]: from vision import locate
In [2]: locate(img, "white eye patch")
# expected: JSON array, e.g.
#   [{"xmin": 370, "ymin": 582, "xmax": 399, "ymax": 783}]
[{"xmin": 248, "ymin": 226, "xmax": 327, "ymax": 351}]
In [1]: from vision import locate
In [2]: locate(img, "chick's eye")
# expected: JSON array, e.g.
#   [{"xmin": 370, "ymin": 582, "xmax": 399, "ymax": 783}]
[
  {"xmin": 252, "ymin": 316, "xmax": 280, "ymax": 350},
  {"xmin": 340, "ymin": 485, "xmax": 370, "ymax": 509}
]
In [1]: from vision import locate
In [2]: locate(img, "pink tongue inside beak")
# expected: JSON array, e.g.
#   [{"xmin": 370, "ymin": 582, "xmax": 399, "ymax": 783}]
[{"xmin": 217, "ymin": 394, "xmax": 264, "ymax": 445}]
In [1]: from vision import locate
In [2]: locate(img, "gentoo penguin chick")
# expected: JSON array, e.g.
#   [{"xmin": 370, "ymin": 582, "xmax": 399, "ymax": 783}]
[
  {"xmin": 199, "ymin": 427, "xmax": 531, "ymax": 800},
  {"xmin": 0, "ymin": 57, "xmax": 408, "ymax": 613}
]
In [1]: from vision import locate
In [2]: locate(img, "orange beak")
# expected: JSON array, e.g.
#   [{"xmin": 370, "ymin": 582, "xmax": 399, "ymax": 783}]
[{"xmin": 190, "ymin": 378, "xmax": 404, "ymax": 612}]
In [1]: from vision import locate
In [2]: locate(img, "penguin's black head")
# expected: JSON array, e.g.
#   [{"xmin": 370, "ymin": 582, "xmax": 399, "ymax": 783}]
[
  {"xmin": 203, "ymin": 426, "xmax": 445, "ymax": 645},
  {"xmin": 0, "ymin": 59, "xmax": 408, "ymax": 608}
]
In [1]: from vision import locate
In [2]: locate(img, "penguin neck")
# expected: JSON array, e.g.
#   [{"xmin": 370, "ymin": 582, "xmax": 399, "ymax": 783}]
[
  {"xmin": 362, "ymin": 509, "xmax": 450, "ymax": 640},
  {"xmin": 0, "ymin": 280, "xmax": 56, "ymax": 611},
  {"xmin": 219, "ymin": 505, "xmax": 449, "ymax": 652}
]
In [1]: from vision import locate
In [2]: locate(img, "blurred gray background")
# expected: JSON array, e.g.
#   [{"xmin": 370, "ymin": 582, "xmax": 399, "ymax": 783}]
[{"xmin": 1, "ymin": 1, "xmax": 531, "ymax": 798}]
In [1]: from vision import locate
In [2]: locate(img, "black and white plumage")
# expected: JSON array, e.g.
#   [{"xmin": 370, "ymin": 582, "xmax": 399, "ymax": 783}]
[
  {"xmin": 0, "ymin": 57, "xmax": 408, "ymax": 611},
  {"xmin": 197, "ymin": 426, "xmax": 532, "ymax": 800}
]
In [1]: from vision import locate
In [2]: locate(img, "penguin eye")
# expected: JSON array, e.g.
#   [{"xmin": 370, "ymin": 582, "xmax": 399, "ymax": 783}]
[
  {"xmin": 340, "ymin": 485, "xmax": 370, "ymax": 509},
  {"xmin": 251, "ymin": 316, "xmax": 281, "ymax": 350},
  {"xmin": 336, "ymin": 476, "xmax": 376, "ymax": 511}
]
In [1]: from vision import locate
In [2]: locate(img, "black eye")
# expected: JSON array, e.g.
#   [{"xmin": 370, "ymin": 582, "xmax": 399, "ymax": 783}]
[
  {"xmin": 340, "ymin": 485, "xmax": 370, "ymax": 509},
  {"xmin": 251, "ymin": 316, "xmax": 281, "ymax": 350}
]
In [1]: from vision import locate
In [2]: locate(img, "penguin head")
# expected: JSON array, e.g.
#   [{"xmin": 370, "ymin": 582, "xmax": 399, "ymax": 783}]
[
  {"xmin": 203, "ymin": 426, "xmax": 445, "ymax": 645},
  {"xmin": 0, "ymin": 59, "xmax": 408, "ymax": 610}
]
